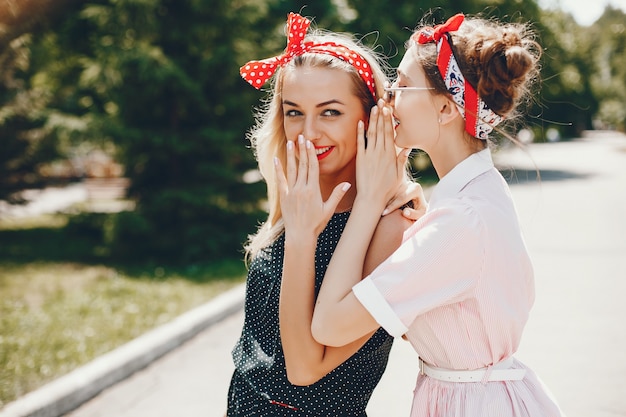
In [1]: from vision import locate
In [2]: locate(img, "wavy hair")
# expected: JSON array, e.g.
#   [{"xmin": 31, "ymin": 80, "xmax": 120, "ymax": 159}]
[{"xmin": 244, "ymin": 29, "xmax": 392, "ymax": 262}]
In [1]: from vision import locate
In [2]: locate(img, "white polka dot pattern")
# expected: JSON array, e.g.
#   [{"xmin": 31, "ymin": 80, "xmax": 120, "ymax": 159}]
[
  {"xmin": 239, "ymin": 12, "xmax": 376, "ymax": 98},
  {"xmin": 226, "ymin": 212, "xmax": 393, "ymax": 416}
]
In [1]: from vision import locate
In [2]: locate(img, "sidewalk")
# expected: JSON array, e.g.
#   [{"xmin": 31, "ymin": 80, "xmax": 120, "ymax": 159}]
[{"xmin": 2, "ymin": 132, "xmax": 626, "ymax": 417}]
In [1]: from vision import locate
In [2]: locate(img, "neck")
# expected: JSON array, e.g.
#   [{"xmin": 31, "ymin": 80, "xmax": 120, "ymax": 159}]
[
  {"xmin": 319, "ymin": 175, "xmax": 357, "ymax": 213},
  {"xmin": 429, "ymin": 131, "xmax": 485, "ymax": 179}
]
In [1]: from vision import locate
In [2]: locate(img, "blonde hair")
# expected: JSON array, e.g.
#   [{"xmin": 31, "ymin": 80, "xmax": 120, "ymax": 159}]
[{"xmin": 244, "ymin": 29, "xmax": 391, "ymax": 262}]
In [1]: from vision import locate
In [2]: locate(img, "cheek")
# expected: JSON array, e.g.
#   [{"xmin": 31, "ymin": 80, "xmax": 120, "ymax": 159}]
[
  {"xmin": 283, "ymin": 121, "xmax": 299, "ymax": 141},
  {"xmin": 340, "ymin": 123, "xmax": 359, "ymax": 152},
  {"xmin": 396, "ymin": 99, "xmax": 438, "ymax": 145}
]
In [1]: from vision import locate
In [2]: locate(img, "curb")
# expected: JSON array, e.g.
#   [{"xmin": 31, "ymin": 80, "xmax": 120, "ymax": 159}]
[{"xmin": 0, "ymin": 283, "xmax": 246, "ymax": 417}]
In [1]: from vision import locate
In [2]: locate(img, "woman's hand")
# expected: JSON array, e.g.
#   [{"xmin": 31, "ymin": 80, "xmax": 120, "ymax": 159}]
[
  {"xmin": 355, "ymin": 100, "xmax": 411, "ymax": 214},
  {"xmin": 274, "ymin": 134, "xmax": 351, "ymax": 239},
  {"xmin": 383, "ymin": 180, "xmax": 428, "ymax": 220}
]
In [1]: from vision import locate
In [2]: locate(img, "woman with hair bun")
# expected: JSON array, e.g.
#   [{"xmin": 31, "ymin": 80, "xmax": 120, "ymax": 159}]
[{"xmin": 297, "ymin": 13, "xmax": 564, "ymax": 417}]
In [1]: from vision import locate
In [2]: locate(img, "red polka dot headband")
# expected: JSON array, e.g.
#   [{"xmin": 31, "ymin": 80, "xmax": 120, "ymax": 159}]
[
  {"xmin": 240, "ymin": 12, "xmax": 376, "ymax": 98},
  {"xmin": 414, "ymin": 14, "xmax": 504, "ymax": 139}
]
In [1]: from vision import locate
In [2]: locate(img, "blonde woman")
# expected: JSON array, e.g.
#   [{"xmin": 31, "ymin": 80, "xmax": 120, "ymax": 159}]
[{"xmin": 227, "ymin": 13, "xmax": 422, "ymax": 416}]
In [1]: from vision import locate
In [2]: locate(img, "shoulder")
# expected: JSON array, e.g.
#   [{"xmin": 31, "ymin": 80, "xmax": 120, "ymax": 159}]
[
  {"xmin": 427, "ymin": 197, "xmax": 484, "ymax": 234},
  {"xmin": 363, "ymin": 209, "xmax": 414, "ymax": 276}
]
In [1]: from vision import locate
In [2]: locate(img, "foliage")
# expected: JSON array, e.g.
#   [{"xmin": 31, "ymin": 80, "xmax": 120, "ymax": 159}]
[
  {"xmin": 1, "ymin": 0, "xmax": 625, "ymax": 264},
  {"xmin": 26, "ymin": 0, "xmax": 276, "ymax": 263},
  {"xmin": 534, "ymin": 10, "xmax": 598, "ymax": 138},
  {"xmin": 0, "ymin": 35, "xmax": 62, "ymax": 201},
  {"xmin": 587, "ymin": 7, "xmax": 626, "ymax": 130},
  {"xmin": 0, "ymin": 0, "xmax": 90, "ymax": 201}
]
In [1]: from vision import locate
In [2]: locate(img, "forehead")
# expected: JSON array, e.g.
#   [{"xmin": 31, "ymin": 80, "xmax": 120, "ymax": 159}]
[
  {"xmin": 397, "ymin": 47, "xmax": 419, "ymax": 78},
  {"xmin": 282, "ymin": 66, "xmax": 355, "ymax": 99}
]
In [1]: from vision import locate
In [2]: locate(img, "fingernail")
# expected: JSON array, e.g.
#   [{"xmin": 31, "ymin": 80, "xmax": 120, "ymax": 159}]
[
  {"xmin": 298, "ymin": 134, "xmax": 304, "ymax": 144},
  {"xmin": 287, "ymin": 141, "xmax": 293, "ymax": 150},
  {"xmin": 358, "ymin": 120, "xmax": 364, "ymax": 129},
  {"xmin": 382, "ymin": 208, "xmax": 389, "ymax": 216},
  {"xmin": 306, "ymin": 140, "xmax": 311, "ymax": 149},
  {"xmin": 342, "ymin": 183, "xmax": 351, "ymax": 191},
  {"xmin": 274, "ymin": 156, "xmax": 279, "ymax": 166},
  {"xmin": 403, "ymin": 208, "xmax": 411, "ymax": 216}
]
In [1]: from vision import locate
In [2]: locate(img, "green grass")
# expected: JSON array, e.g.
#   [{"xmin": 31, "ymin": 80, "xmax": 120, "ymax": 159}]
[{"xmin": 0, "ymin": 214, "xmax": 246, "ymax": 408}]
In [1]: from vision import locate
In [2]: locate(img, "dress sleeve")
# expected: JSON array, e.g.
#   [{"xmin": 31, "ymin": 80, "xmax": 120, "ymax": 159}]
[{"xmin": 352, "ymin": 201, "xmax": 484, "ymax": 337}]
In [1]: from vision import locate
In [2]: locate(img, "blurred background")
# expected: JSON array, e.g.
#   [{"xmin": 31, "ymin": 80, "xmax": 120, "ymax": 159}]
[{"xmin": 1, "ymin": 0, "xmax": 625, "ymax": 409}]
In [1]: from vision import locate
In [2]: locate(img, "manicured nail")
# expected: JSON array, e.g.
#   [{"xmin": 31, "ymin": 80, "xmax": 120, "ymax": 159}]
[
  {"xmin": 382, "ymin": 208, "xmax": 389, "ymax": 216},
  {"xmin": 287, "ymin": 140, "xmax": 293, "ymax": 150},
  {"xmin": 298, "ymin": 134, "xmax": 304, "ymax": 144},
  {"xmin": 403, "ymin": 208, "xmax": 411, "ymax": 217},
  {"xmin": 342, "ymin": 183, "xmax": 351, "ymax": 191},
  {"xmin": 306, "ymin": 140, "xmax": 311, "ymax": 149},
  {"xmin": 358, "ymin": 120, "xmax": 364, "ymax": 129}
]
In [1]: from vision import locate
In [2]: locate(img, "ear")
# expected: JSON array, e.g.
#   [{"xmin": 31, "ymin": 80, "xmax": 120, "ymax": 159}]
[{"xmin": 437, "ymin": 95, "xmax": 462, "ymax": 126}]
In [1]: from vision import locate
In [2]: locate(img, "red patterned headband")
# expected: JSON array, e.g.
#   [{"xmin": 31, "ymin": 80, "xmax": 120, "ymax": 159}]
[
  {"xmin": 414, "ymin": 14, "xmax": 503, "ymax": 139},
  {"xmin": 240, "ymin": 12, "xmax": 376, "ymax": 98}
]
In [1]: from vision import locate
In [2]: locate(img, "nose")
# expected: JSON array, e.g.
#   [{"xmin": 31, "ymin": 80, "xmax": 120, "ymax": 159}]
[{"xmin": 302, "ymin": 116, "xmax": 321, "ymax": 141}]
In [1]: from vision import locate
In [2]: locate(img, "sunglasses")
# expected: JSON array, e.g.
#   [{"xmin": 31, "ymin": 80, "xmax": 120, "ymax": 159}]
[{"xmin": 383, "ymin": 86, "xmax": 435, "ymax": 100}]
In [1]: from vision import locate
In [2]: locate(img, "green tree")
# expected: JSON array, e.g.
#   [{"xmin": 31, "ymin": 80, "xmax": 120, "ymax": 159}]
[
  {"xmin": 536, "ymin": 9, "xmax": 599, "ymax": 138},
  {"xmin": 588, "ymin": 7, "xmax": 626, "ymax": 130},
  {"xmin": 0, "ymin": 35, "xmax": 60, "ymax": 201},
  {"xmin": 0, "ymin": 0, "xmax": 83, "ymax": 201},
  {"xmin": 60, "ymin": 0, "xmax": 281, "ymax": 263}
]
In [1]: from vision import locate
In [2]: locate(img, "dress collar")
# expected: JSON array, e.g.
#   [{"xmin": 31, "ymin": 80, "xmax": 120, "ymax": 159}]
[{"xmin": 428, "ymin": 148, "xmax": 494, "ymax": 206}]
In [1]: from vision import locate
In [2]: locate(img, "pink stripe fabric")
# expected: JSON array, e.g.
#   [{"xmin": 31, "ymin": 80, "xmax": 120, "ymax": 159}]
[{"xmin": 352, "ymin": 149, "xmax": 563, "ymax": 416}]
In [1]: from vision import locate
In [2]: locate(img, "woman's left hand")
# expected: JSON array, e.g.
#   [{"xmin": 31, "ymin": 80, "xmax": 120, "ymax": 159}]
[
  {"xmin": 354, "ymin": 101, "xmax": 404, "ymax": 209},
  {"xmin": 355, "ymin": 100, "xmax": 427, "ymax": 219}
]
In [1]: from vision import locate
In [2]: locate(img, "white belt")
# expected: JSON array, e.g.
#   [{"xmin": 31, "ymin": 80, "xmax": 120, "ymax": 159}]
[{"xmin": 418, "ymin": 357, "xmax": 526, "ymax": 383}]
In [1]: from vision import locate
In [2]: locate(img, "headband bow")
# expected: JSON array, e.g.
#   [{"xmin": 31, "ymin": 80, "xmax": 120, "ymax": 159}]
[
  {"xmin": 416, "ymin": 13, "xmax": 464, "ymax": 44},
  {"xmin": 414, "ymin": 13, "xmax": 503, "ymax": 139},
  {"xmin": 240, "ymin": 12, "xmax": 376, "ymax": 98}
]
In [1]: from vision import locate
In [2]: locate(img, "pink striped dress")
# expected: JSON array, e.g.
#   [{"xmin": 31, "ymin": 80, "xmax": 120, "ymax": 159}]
[{"xmin": 353, "ymin": 149, "xmax": 563, "ymax": 417}]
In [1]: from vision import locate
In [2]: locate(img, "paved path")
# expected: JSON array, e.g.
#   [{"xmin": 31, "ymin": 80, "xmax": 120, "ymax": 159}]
[{"xmin": 65, "ymin": 133, "xmax": 626, "ymax": 417}]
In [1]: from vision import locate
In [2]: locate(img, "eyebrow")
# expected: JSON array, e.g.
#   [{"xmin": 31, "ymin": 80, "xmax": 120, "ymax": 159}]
[
  {"xmin": 396, "ymin": 69, "xmax": 410, "ymax": 81},
  {"xmin": 282, "ymin": 99, "xmax": 346, "ymax": 107}
]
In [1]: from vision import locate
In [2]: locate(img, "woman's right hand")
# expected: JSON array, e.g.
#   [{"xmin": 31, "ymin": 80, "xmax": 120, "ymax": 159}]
[
  {"xmin": 385, "ymin": 180, "xmax": 428, "ymax": 220},
  {"xmin": 274, "ymin": 134, "xmax": 352, "ymax": 240}
]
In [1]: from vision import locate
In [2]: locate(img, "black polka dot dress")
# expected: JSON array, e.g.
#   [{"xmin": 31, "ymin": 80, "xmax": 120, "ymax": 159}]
[{"xmin": 227, "ymin": 212, "xmax": 393, "ymax": 416}]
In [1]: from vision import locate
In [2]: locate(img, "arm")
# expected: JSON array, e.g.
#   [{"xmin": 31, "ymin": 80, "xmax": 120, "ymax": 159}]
[
  {"xmin": 312, "ymin": 102, "xmax": 410, "ymax": 346},
  {"xmin": 280, "ymin": 206, "xmax": 410, "ymax": 385},
  {"xmin": 311, "ymin": 197, "xmax": 389, "ymax": 347},
  {"xmin": 276, "ymin": 134, "xmax": 411, "ymax": 385}
]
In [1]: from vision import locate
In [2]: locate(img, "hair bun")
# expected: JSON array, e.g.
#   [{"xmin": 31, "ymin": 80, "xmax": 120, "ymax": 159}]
[{"xmin": 459, "ymin": 21, "xmax": 540, "ymax": 116}]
